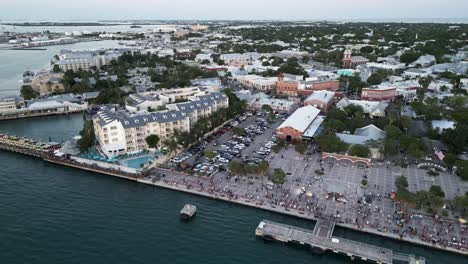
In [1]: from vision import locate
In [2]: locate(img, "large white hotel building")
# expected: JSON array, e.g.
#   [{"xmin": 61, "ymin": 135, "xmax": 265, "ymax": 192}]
[{"xmin": 93, "ymin": 92, "xmax": 228, "ymax": 157}]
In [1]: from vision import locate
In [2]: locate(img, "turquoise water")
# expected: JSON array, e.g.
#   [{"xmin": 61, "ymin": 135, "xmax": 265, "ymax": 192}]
[
  {"xmin": 0, "ymin": 115, "xmax": 467, "ymax": 263},
  {"xmin": 120, "ymin": 155, "xmax": 154, "ymax": 169}
]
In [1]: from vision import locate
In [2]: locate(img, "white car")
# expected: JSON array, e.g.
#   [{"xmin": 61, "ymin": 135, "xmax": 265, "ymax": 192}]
[{"xmin": 218, "ymin": 157, "xmax": 229, "ymax": 163}]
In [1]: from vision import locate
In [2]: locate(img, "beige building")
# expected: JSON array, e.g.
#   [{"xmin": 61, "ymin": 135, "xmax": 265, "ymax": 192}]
[
  {"xmin": 232, "ymin": 74, "xmax": 277, "ymax": 91},
  {"xmin": 94, "ymin": 92, "xmax": 228, "ymax": 157},
  {"xmin": 57, "ymin": 55, "xmax": 116, "ymax": 72},
  {"xmin": 0, "ymin": 96, "xmax": 23, "ymax": 114},
  {"xmin": 191, "ymin": 25, "xmax": 209, "ymax": 31},
  {"xmin": 31, "ymin": 72, "xmax": 65, "ymax": 96}
]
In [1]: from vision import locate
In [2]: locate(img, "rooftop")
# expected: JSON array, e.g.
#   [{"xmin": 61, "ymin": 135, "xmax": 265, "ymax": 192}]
[
  {"xmin": 277, "ymin": 105, "xmax": 320, "ymax": 133},
  {"xmin": 305, "ymin": 90, "xmax": 335, "ymax": 103}
]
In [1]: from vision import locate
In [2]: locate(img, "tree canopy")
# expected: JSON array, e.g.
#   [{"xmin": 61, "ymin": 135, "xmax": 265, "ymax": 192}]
[{"xmin": 145, "ymin": 134, "xmax": 160, "ymax": 148}]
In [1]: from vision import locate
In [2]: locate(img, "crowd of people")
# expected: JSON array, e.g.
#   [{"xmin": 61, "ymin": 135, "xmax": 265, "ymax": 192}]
[{"xmin": 147, "ymin": 152, "xmax": 467, "ymax": 253}]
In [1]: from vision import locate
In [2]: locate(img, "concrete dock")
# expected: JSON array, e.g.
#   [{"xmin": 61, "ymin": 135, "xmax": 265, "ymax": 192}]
[{"xmin": 256, "ymin": 220, "xmax": 425, "ymax": 264}]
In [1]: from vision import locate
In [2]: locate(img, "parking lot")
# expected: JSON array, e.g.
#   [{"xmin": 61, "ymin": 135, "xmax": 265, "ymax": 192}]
[
  {"xmin": 147, "ymin": 104, "xmax": 468, "ymax": 252},
  {"xmin": 164, "ymin": 110, "xmax": 285, "ymax": 177}
]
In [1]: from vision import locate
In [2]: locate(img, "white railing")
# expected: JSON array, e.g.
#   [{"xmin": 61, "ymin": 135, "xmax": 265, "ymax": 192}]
[{"xmin": 71, "ymin": 156, "xmax": 138, "ymax": 174}]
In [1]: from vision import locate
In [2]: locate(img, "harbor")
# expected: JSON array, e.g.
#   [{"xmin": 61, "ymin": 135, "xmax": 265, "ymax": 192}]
[{"xmin": 0, "ymin": 132, "xmax": 467, "ymax": 260}]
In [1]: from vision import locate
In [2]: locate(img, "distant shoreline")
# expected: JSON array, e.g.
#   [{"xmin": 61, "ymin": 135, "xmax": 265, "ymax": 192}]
[
  {"xmin": 4, "ymin": 19, "xmax": 468, "ymax": 26},
  {"xmin": 4, "ymin": 22, "xmax": 122, "ymax": 27}
]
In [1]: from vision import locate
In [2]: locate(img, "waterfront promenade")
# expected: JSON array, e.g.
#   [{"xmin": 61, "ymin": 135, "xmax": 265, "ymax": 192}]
[
  {"xmin": 0, "ymin": 108, "xmax": 85, "ymax": 121},
  {"xmin": 0, "ymin": 133, "xmax": 467, "ymax": 258},
  {"xmin": 136, "ymin": 171, "xmax": 468, "ymax": 257}
]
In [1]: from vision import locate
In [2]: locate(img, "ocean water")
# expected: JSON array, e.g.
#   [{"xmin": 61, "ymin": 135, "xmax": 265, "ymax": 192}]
[
  {"xmin": 0, "ymin": 40, "xmax": 126, "ymax": 96},
  {"xmin": 0, "ymin": 115, "xmax": 467, "ymax": 263}
]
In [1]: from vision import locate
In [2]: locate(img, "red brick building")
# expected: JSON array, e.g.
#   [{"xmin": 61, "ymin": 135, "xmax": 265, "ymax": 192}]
[
  {"xmin": 342, "ymin": 49, "xmax": 369, "ymax": 69},
  {"xmin": 297, "ymin": 80, "xmax": 340, "ymax": 96},
  {"xmin": 276, "ymin": 73, "xmax": 299, "ymax": 96},
  {"xmin": 276, "ymin": 105, "xmax": 322, "ymax": 142},
  {"xmin": 361, "ymin": 87, "xmax": 397, "ymax": 101}
]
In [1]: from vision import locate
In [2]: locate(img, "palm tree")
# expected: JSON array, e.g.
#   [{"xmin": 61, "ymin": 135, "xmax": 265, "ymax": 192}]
[
  {"xmin": 163, "ymin": 139, "xmax": 178, "ymax": 157},
  {"xmin": 176, "ymin": 131, "xmax": 194, "ymax": 148}
]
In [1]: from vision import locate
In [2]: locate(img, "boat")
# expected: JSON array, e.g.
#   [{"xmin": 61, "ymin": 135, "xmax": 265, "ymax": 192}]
[{"xmin": 180, "ymin": 204, "xmax": 197, "ymax": 221}]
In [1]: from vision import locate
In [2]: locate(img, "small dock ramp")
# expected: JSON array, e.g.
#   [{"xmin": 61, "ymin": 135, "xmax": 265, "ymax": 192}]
[{"xmin": 312, "ymin": 216, "xmax": 335, "ymax": 238}]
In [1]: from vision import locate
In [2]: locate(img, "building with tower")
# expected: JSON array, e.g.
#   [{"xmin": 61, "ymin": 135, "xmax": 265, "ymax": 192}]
[{"xmin": 342, "ymin": 49, "xmax": 369, "ymax": 69}]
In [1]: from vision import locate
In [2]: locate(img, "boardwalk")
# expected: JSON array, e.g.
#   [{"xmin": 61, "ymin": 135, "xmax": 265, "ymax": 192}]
[{"xmin": 256, "ymin": 220, "xmax": 425, "ymax": 264}]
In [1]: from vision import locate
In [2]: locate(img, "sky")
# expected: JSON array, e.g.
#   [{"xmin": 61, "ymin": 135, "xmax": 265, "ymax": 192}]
[{"xmin": 1, "ymin": 0, "xmax": 467, "ymax": 21}]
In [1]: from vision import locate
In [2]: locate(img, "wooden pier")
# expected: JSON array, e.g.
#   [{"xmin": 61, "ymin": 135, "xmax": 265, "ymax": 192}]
[
  {"xmin": 0, "ymin": 133, "xmax": 140, "ymax": 181},
  {"xmin": 256, "ymin": 220, "xmax": 425, "ymax": 264}
]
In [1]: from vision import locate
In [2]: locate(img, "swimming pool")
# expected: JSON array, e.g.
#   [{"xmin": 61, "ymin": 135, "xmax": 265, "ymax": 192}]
[{"xmin": 120, "ymin": 155, "xmax": 155, "ymax": 169}]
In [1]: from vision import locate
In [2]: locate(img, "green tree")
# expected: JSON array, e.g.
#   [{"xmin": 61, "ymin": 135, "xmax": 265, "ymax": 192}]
[
  {"xmin": 349, "ymin": 145, "xmax": 370, "ymax": 158},
  {"xmin": 52, "ymin": 64, "xmax": 61, "ymax": 73},
  {"xmin": 385, "ymin": 125, "xmax": 403, "ymax": 139},
  {"xmin": 384, "ymin": 138, "xmax": 399, "ymax": 156},
  {"xmin": 294, "ymin": 143, "xmax": 308, "ymax": 154},
  {"xmin": 400, "ymin": 51, "xmax": 421, "ymax": 64},
  {"xmin": 257, "ymin": 160, "xmax": 270, "ymax": 176},
  {"xmin": 77, "ymin": 120, "xmax": 95, "ymax": 152},
  {"xmin": 176, "ymin": 131, "xmax": 195, "ymax": 148},
  {"xmin": 232, "ymin": 127, "xmax": 245, "ymax": 136},
  {"xmin": 20, "ymin": 85, "xmax": 37, "ymax": 100},
  {"xmin": 204, "ymin": 150, "xmax": 217, "ymax": 160},
  {"xmin": 367, "ymin": 73, "xmax": 384, "ymax": 85},
  {"xmin": 452, "ymin": 193, "xmax": 468, "ymax": 217},
  {"xmin": 272, "ymin": 168, "xmax": 286, "ymax": 184},
  {"xmin": 261, "ymin": 104, "xmax": 273, "ymax": 113},
  {"xmin": 163, "ymin": 138, "xmax": 178, "ymax": 157},
  {"xmin": 323, "ymin": 119, "xmax": 345, "ymax": 133},
  {"xmin": 454, "ymin": 160, "xmax": 468, "ymax": 181},
  {"xmin": 315, "ymin": 134, "xmax": 348, "ymax": 153},
  {"xmin": 228, "ymin": 160, "xmax": 244, "ymax": 175},
  {"xmin": 418, "ymin": 76, "xmax": 433, "ymax": 90},
  {"xmin": 360, "ymin": 46, "xmax": 374, "ymax": 54},
  {"xmin": 443, "ymin": 153, "xmax": 458, "ymax": 167},
  {"xmin": 395, "ymin": 176, "xmax": 409, "ymax": 190},
  {"xmin": 361, "ymin": 179, "xmax": 368, "ymax": 186},
  {"xmin": 429, "ymin": 185, "xmax": 445, "ymax": 198},
  {"xmin": 145, "ymin": 134, "xmax": 160, "ymax": 148}
]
